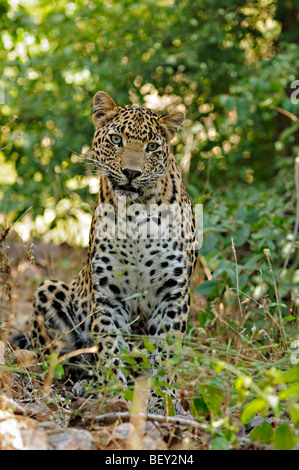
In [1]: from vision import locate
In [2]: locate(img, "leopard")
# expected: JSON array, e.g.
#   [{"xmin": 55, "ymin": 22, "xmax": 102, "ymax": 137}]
[{"xmin": 31, "ymin": 91, "xmax": 198, "ymax": 414}]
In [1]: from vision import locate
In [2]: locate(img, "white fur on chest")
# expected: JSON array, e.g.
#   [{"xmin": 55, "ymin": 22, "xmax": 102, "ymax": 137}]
[{"xmin": 91, "ymin": 237, "xmax": 188, "ymax": 314}]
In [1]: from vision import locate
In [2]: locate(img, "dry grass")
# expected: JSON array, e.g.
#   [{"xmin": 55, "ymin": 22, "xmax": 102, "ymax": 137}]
[{"xmin": 0, "ymin": 224, "xmax": 298, "ymax": 450}]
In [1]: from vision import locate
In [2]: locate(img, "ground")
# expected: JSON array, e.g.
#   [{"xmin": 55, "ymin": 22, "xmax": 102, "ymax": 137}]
[
  {"xmin": 0, "ymin": 230, "xmax": 298, "ymax": 450},
  {"xmin": 0, "ymin": 233, "xmax": 208, "ymax": 450}
]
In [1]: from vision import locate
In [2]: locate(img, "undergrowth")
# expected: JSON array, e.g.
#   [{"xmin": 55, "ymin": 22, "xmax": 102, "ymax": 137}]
[{"xmin": 0, "ymin": 217, "xmax": 299, "ymax": 450}]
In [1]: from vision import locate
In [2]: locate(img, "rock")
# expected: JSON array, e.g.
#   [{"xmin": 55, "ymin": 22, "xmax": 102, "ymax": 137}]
[
  {"xmin": 48, "ymin": 428, "xmax": 96, "ymax": 450},
  {"xmin": 21, "ymin": 428, "xmax": 49, "ymax": 450},
  {"xmin": 0, "ymin": 417, "xmax": 24, "ymax": 450}
]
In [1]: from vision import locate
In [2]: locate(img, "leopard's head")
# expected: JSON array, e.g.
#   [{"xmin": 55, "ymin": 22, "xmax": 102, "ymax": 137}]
[{"xmin": 92, "ymin": 91, "xmax": 184, "ymax": 198}]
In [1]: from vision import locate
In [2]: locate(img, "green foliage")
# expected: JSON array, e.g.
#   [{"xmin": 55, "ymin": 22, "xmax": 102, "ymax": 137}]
[
  {"xmin": 210, "ymin": 436, "xmax": 230, "ymax": 450},
  {"xmin": 250, "ymin": 421, "xmax": 274, "ymax": 445},
  {"xmin": 42, "ymin": 353, "xmax": 65, "ymax": 380},
  {"xmin": 0, "ymin": 0, "xmax": 298, "ymax": 235},
  {"xmin": 274, "ymin": 423, "xmax": 298, "ymax": 450}
]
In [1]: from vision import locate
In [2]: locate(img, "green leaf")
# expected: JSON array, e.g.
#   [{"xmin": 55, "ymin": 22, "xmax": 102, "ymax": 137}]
[
  {"xmin": 197, "ymin": 311, "xmax": 208, "ymax": 326},
  {"xmin": 238, "ymin": 273, "xmax": 249, "ymax": 290},
  {"xmin": 124, "ymin": 389, "xmax": 134, "ymax": 402},
  {"xmin": 54, "ymin": 363, "xmax": 64, "ymax": 380},
  {"xmin": 191, "ymin": 397, "xmax": 209, "ymax": 417},
  {"xmin": 274, "ymin": 423, "xmax": 298, "ymax": 450},
  {"xmin": 201, "ymin": 385, "xmax": 223, "ymax": 415},
  {"xmin": 195, "ymin": 280, "xmax": 220, "ymax": 295},
  {"xmin": 124, "ymin": 356, "xmax": 137, "ymax": 366},
  {"xmin": 164, "ymin": 393, "xmax": 175, "ymax": 417},
  {"xmin": 199, "ymin": 233, "xmax": 219, "ymax": 256},
  {"xmin": 210, "ymin": 436, "xmax": 230, "ymax": 450},
  {"xmin": 249, "ymin": 421, "xmax": 274, "ymax": 445},
  {"xmin": 277, "ymin": 365, "xmax": 299, "ymax": 384},
  {"xmin": 279, "ymin": 383, "xmax": 299, "ymax": 400},
  {"xmin": 144, "ymin": 339, "xmax": 155, "ymax": 352},
  {"xmin": 289, "ymin": 403, "xmax": 299, "ymax": 428},
  {"xmin": 240, "ymin": 398, "xmax": 267, "ymax": 424},
  {"xmin": 233, "ymin": 227, "xmax": 250, "ymax": 247}
]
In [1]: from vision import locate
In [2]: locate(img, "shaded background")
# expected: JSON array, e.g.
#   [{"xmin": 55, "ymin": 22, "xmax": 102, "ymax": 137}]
[
  {"xmin": 1, "ymin": 3, "xmax": 299, "ymax": 449},
  {"xmin": 0, "ymin": 0, "xmax": 299, "ymax": 320}
]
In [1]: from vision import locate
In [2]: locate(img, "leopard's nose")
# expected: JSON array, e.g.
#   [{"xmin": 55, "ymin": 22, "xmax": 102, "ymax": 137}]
[{"xmin": 122, "ymin": 168, "xmax": 142, "ymax": 180}]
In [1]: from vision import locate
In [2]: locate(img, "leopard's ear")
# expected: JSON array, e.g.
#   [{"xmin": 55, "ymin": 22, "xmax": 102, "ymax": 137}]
[
  {"xmin": 93, "ymin": 91, "xmax": 118, "ymax": 127},
  {"xmin": 159, "ymin": 112, "xmax": 185, "ymax": 140}
]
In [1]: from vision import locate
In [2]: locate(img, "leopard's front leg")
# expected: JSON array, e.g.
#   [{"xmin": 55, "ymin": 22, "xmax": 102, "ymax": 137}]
[
  {"xmin": 72, "ymin": 293, "xmax": 132, "ymax": 396},
  {"xmin": 90, "ymin": 293, "xmax": 132, "ymax": 387},
  {"xmin": 147, "ymin": 289, "xmax": 190, "ymax": 415}
]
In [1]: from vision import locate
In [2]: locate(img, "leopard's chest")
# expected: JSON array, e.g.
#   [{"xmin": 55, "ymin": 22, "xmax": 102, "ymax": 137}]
[{"xmin": 90, "ymin": 238, "xmax": 188, "ymax": 313}]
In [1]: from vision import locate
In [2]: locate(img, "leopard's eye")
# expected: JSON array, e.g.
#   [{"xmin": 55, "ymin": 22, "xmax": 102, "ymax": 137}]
[
  {"xmin": 110, "ymin": 134, "xmax": 122, "ymax": 145},
  {"xmin": 146, "ymin": 142, "xmax": 159, "ymax": 152}
]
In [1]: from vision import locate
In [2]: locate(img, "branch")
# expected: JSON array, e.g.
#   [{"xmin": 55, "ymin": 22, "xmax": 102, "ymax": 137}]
[{"xmin": 92, "ymin": 411, "xmax": 208, "ymax": 430}]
